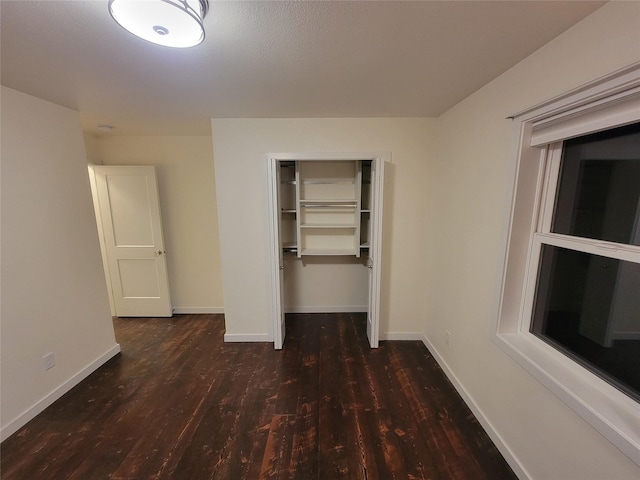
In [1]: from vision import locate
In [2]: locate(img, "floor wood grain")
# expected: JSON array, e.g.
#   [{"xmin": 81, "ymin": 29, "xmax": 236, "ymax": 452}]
[{"xmin": 1, "ymin": 313, "xmax": 517, "ymax": 479}]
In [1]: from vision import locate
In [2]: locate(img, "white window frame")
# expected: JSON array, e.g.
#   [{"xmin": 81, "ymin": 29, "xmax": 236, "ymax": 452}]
[{"xmin": 494, "ymin": 62, "xmax": 640, "ymax": 466}]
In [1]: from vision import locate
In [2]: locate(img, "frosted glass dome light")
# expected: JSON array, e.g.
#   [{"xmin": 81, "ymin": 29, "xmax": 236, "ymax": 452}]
[{"xmin": 109, "ymin": 0, "xmax": 209, "ymax": 48}]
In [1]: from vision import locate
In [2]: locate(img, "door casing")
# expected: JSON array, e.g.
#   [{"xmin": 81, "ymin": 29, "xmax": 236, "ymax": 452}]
[{"xmin": 266, "ymin": 152, "xmax": 387, "ymax": 349}]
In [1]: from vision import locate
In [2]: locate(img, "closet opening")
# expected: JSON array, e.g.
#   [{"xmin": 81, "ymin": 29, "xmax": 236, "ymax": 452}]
[{"xmin": 266, "ymin": 154, "xmax": 386, "ymax": 350}]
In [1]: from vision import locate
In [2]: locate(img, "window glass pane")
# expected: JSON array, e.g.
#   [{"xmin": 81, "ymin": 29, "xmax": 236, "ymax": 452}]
[
  {"xmin": 552, "ymin": 122, "xmax": 640, "ymax": 246},
  {"xmin": 531, "ymin": 245, "xmax": 640, "ymax": 401}
]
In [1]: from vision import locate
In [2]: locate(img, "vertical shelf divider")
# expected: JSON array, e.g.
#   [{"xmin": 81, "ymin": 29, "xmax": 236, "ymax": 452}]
[{"xmin": 295, "ymin": 160, "xmax": 302, "ymax": 258}]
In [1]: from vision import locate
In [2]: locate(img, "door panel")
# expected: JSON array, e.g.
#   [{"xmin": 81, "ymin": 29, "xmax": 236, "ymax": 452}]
[
  {"xmin": 268, "ymin": 158, "xmax": 286, "ymax": 349},
  {"xmin": 107, "ymin": 174, "xmax": 155, "ymax": 246},
  {"xmin": 91, "ymin": 165, "xmax": 172, "ymax": 317},
  {"xmin": 276, "ymin": 162, "xmax": 286, "ymax": 348},
  {"xmin": 118, "ymin": 259, "xmax": 162, "ymax": 297},
  {"xmin": 367, "ymin": 158, "xmax": 385, "ymax": 348}
]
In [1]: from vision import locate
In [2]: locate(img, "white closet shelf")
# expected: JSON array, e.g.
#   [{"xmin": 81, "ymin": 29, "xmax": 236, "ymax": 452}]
[
  {"xmin": 300, "ymin": 224, "xmax": 357, "ymax": 229},
  {"xmin": 300, "ymin": 206, "xmax": 356, "ymax": 211},
  {"xmin": 282, "ymin": 243, "xmax": 298, "ymax": 253},
  {"xmin": 300, "ymin": 248, "xmax": 358, "ymax": 256},
  {"xmin": 302, "ymin": 180, "xmax": 355, "ymax": 185},
  {"xmin": 300, "ymin": 199, "xmax": 357, "ymax": 204}
]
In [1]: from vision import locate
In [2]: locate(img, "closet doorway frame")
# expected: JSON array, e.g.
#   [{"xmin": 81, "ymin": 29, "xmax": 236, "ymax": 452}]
[{"xmin": 266, "ymin": 152, "xmax": 387, "ymax": 350}]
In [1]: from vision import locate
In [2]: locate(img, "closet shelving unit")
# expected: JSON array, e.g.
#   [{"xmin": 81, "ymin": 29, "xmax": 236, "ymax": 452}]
[
  {"xmin": 279, "ymin": 159, "xmax": 372, "ymax": 257},
  {"xmin": 279, "ymin": 161, "xmax": 298, "ymax": 254},
  {"xmin": 360, "ymin": 160, "xmax": 372, "ymax": 252}
]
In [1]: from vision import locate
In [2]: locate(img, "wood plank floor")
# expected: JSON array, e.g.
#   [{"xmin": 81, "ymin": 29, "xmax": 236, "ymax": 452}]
[{"xmin": 1, "ymin": 313, "xmax": 517, "ymax": 479}]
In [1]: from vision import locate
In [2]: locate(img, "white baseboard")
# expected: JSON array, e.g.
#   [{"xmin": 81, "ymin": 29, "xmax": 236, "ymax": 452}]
[
  {"xmin": 223, "ymin": 331, "xmax": 423, "ymax": 343},
  {"xmin": 1, "ymin": 343, "xmax": 121, "ymax": 442},
  {"xmin": 284, "ymin": 305, "xmax": 368, "ymax": 313},
  {"xmin": 421, "ymin": 334, "xmax": 529, "ymax": 480},
  {"xmin": 172, "ymin": 307, "xmax": 224, "ymax": 314},
  {"xmin": 223, "ymin": 333, "xmax": 272, "ymax": 343},
  {"xmin": 381, "ymin": 332, "xmax": 424, "ymax": 341},
  {"xmin": 284, "ymin": 305, "xmax": 367, "ymax": 314}
]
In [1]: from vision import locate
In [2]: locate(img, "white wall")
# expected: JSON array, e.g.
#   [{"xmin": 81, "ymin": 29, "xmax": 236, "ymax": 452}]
[
  {"xmin": 1, "ymin": 87, "xmax": 120, "ymax": 440},
  {"xmin": 93, "ymin": 136, "xmax": 224, "ymax": 313},
  {"xmin": 212, "ymin": 118, "xmax": 435, "ymax": 339},
  {"xmin": 425, "ymin": 2, "xmax": 640, "ymax": 479},
  {"xmin": 283, "ymin": 255, "xmax": 369, "ymax": 313}
]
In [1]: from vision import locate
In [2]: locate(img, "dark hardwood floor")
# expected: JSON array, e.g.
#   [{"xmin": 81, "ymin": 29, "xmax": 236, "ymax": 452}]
[{"xmin": 1, "ymin": 313, "xmax": 517, "ymax": 479}]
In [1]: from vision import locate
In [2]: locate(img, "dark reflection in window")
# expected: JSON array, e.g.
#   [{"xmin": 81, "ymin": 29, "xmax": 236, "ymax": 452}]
[
  {"xmin": 531, "ymin": 245, "xmax": 640, "ymax": 401},
  {"xmin": 552, "ymin": 122, "xmax": 640, "ymax": 246}
]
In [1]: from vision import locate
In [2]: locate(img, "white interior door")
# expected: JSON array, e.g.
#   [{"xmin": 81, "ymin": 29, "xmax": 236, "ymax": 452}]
[
  {"xmin": 90, "ymin": 165, "xmax": 172, "ymax": 317},
  {"xmin": 367, "ymin": 158, "xmax": 385, "ymax": 348},
  {"xmin": 267, "ymin": 158, "xmax": 286, "ymax": 349}
]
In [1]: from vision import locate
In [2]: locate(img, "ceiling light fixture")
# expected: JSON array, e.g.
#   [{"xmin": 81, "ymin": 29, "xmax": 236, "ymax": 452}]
[{"xmin": 108, "ymin": 0, "xmax": 209, "ymax": 48}]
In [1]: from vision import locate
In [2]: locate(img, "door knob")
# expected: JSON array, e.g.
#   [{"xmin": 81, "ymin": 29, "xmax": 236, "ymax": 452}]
[{"xmin": 156, "ymin": 250, "xmax": 165, "ymax": 256}]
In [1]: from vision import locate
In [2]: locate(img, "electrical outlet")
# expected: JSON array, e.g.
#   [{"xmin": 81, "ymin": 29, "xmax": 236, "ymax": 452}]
[
  {"xmin": 43, "ymin": 352, "xmax": 56, "ymax": 370},
  {"xmin": 445, "ymin": 330, "xmax": 452, "ymax": 347}
]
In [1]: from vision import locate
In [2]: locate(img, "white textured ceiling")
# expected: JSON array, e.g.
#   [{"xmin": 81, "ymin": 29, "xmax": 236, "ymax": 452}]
[{"xmin": 1, "ymin": 1, "xmax": 605, "ymax": 136}]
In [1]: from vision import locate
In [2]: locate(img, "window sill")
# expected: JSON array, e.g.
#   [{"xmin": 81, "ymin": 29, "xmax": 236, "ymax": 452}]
[{"xmin": 494, "ymin": 331, "xmax": 640, "ymax": 466}]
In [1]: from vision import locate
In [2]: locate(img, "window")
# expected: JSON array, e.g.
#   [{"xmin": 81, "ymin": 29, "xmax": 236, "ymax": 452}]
[
  {"xmin": 495, "ymin": 63, "xmax": 640, "ymax": 466},
  {"xmin": 528, "ymin": 124, "xmax": 640, "ymax": 402}
]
